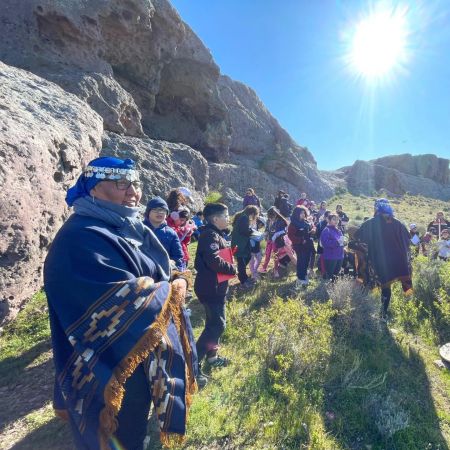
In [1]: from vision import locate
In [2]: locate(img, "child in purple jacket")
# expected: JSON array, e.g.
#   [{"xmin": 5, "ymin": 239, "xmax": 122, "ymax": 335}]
[{"xmin": 320, "ymin": 214, "xmax": 345, "ymax": 281}]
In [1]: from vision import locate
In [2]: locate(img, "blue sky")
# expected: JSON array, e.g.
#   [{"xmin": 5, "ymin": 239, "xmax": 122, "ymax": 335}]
[{"xmin": 170, "ymin": 0, "xmax": 450, "ymax": 170}]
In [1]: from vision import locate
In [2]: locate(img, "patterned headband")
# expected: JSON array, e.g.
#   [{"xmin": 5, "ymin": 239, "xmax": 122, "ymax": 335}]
[{"xmin": 84, "ymin": 165, "xmax": 139, "ymax": 181}]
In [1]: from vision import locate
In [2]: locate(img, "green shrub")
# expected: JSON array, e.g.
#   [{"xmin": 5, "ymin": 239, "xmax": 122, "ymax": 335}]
[{"xmin": 204, "ymin": 190, "xmax": 223, "ymax": 204}]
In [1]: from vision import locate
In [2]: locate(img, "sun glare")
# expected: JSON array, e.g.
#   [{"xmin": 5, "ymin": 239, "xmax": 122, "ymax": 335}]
[{"xmin": 349, "ymin": 7, "xmax": 409, "ymax": 79}]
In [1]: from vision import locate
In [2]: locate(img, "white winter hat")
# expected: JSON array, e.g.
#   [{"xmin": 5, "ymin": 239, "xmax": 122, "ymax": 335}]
[
  {"xmin": 409, "ymin": 223, "xmax": 417, "ymax": 230},
  {"xmin": 178, "ymin": 187, "xmax": 193, "ymax": 199}
]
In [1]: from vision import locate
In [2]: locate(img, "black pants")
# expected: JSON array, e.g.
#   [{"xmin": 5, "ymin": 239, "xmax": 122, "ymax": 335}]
[
  {"xmin": 294, "ymin": 249, "xmax": 312, "ymax": 281},
  {"xmin": 196, "ymin": 298, "xmax": 226, "ymax": 363},
  {"xmin": 381, "ymin": 287, "xmax": 392, "ymax": 313},
  {"xmin": 237, "ymin": 256, "xmax": 251, "ymax": 284},
  {"xmin": 323, "ymin": 258, "xmax": 343, "ymax": 281}
]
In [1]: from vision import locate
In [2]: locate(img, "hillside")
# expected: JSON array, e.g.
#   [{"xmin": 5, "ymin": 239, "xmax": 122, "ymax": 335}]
[{"xmin": 1, "ymin": 193, "xmax": 449, "ymax": 450}]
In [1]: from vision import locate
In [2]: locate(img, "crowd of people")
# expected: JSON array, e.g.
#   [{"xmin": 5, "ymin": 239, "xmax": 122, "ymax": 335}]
[{"xmin": 43, "ymin": 156, "xmax": 450, "ymax": 450}]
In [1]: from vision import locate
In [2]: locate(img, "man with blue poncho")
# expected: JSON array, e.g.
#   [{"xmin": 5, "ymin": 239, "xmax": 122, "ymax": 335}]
[
  {"xmin": 44, "ymin": 156, "xmax": 197, "ymax": 450},
  {"xmin": 354, "ymin": 198, "xmax": 413, "ymax": 320}
]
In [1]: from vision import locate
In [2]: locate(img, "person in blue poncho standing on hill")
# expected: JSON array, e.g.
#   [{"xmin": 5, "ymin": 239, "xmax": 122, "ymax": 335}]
[
  {"xmin": 354, "ymin": 198, "xmax": 413, "ymax": 320},
  {"xmin": 44, "ymin": 156, "xmax": 197, "ymax": 450}
]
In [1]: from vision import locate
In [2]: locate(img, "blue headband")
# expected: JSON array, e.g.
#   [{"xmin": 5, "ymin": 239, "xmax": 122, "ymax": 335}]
[
  {"xmin": 65, "ymin": 157, "xmax": 138, "ymax": 207},
  {"xmin": 374, "ymin": 198, "xmax": 394, "ymax": 216}
]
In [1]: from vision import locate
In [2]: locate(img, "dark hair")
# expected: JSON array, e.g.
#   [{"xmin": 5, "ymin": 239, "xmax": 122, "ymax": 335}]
[
  {"xmin": 166, "ymin": 188, "xmax": 187, "ymax": 212},
  {"xmin": 246, "ymin": 188, "xmax": 255, "ymax": 195},
  {"xmin": 324, "ymin": 210, "xmax": 331, "ymax": 218},
  {"xmin": 267, "ymin": 206, "xmax": 288, "ymax": 226},
  {"xmin": 328, "ymin": 214, "xmax": 338, "ymax": 222},
  {"xmin": 178, "ymin": 208, "xmax": 190, "ymax": 220},
  {"xmin": 203, "ymin": 203, "xmax": 228, "ymax": 222},
  {"xmin": 196, "ymin": 211, "xmax": 204, "ymax": 216},
  {"xmin": 233, "ymin": 205, "xmax": 259, "ymax": 225},
  {"xmin": 291, "ymin": 205, "xmax": 309, "ymax": 222},
  {"xmin": 336, "ymin": 204, "xmax": 343, "ymax": 210}
]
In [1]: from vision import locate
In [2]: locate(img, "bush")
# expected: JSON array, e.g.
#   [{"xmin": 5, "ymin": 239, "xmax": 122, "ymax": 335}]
[
  {"xmin": 391, "ymin": 257, "xmax": 450, "ymax": 344},
  {"xmin": 204, "ymin": 190, "xmax": 223, "ymax": 204},
  {"xmin": 334, "ymin": 186, "xmax": 348, "ymax": 196}
]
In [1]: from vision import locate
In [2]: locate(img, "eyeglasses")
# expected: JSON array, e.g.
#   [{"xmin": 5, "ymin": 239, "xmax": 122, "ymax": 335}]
[
  {"xmin": 105, "ymin": 179, "xmax": 142, "ymax": 191},
  {"xmin": 151, "ymin": 208, "xmax": 167, "ymax": 214}
]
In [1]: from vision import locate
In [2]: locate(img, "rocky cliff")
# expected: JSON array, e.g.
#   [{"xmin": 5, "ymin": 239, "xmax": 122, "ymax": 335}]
[
  {"xmin": 337, "ymin": 154, "xmax": 450, "ymax": 200},
  {"xmin": 0, "ymin": 0, "xmax": 333, "ymax": 320}
]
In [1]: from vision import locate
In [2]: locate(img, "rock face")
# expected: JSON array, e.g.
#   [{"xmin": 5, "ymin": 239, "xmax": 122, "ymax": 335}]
[
  {"xmin": 341, "ymin": 155, "xmax": 450, "ymax": 200},
  {"xmin": 0, "ymin": 0, "xmax": 330, "ymax": 195},
  {"xmin": 0, "ymin": 62, "xmax": 103, "ymax": 320}
]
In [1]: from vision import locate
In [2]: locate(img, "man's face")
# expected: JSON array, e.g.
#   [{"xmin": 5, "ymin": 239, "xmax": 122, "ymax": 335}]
[
  {"xmin": 91, "ymin": 179, "xmax": 142, "ymax": 207},
  {"xmin": 437, "ymin": 212, "xmax": 444, "ymax": 220},
  {"xmin": 148, "ymin": 208, "xmax": 167, "ymax": 226},
  {"xmin": 442, "ymin": 231, "xmax": 449, "ymax": 239},
  {"xmin": 301, "ymin": 193, "xmax": 306, "ymax": 199},
  {"xmin": 336, "ymin": 206, "xmax": 342, "ymax": 212}
]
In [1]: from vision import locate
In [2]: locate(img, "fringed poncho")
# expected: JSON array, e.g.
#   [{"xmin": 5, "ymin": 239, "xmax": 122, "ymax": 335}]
[{"xmin": 44, "ymin": 214, "xmax": 197, "ymax": 449}]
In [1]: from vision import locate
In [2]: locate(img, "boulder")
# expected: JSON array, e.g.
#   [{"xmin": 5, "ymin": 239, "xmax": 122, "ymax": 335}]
[
  {"xmin": 0, "ymin": 62, "xmax": 103, "ymax": 322},
  {"xmin": 344, "ymin": 159, "xmax": 450, "ymax": 200},
  {"xmin": 372, "ymin": 154, "xmax": 449, "ymax": 185}
]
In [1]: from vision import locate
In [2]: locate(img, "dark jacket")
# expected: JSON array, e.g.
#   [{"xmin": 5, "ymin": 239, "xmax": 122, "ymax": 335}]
[
  {"xmin": 288, "ymin": 218, "xmax": 314, "ymax": 251},
  {"xmin": 144, "ymin": 219, "xmax": 184, "ymax": 270},
  {"xmin": 315, "ymin": 219, "xmax": 328, "ymax": 254},
  {"xmin": 231, "ymin": 214, "xmax": 253, "ymax": 258},
  {"xmin": 243, "ymin": 194, "xmax": 261, "ymax": 208},
  {"xmin": 354, "ymin": 214, "xmax": 411, "ymax": 285},
  {"xmin": 427, "ymin": 219, "xmax": 450, "ymax": 235},
  {"xmin": 194, "ymin": 223, "xmax": 236, "ymax": 300},
  {"xmin": 278, "ymin": 197, "xmax": 292, "ymax": 218}
]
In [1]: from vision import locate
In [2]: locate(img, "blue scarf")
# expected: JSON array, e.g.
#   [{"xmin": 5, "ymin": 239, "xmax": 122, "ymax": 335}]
[{"xmin": 73, "ymin": 196, "xmax": 171, "ymax": 281}]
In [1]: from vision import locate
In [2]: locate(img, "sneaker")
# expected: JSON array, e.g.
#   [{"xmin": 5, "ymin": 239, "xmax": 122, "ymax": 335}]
[
  {"xmin": 196, "ymin": 373, "xmax": 209, "ymax": 388},
  {"xmin": 205, "ymin": 355, "xmax": 230, "ymax": 368},
  {"xmin": 295, "ymin": 279, "xmax": 303, "ymax": 290},
  {"xmin": 196, "ymin": 367, "xmax": 209, "ymax": 388},
  {"xmin": 379, "ymin": 308, "xmax": 388, "ymax": 322}
]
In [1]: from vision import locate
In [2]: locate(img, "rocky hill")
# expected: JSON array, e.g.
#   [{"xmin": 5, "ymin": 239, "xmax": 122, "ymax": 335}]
[
  {"xmin": 334, "ymin": 154, "xmax": 450, "ymax": 200},
  {"xmin": 0, "ymin": 0, "xmax": 334, "ymax": 321}
]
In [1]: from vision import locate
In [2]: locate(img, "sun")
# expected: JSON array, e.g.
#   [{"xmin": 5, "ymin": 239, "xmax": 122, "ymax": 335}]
[{"xmin": 349, "ymin": 7, "xmax": 409, "ymax": 79}]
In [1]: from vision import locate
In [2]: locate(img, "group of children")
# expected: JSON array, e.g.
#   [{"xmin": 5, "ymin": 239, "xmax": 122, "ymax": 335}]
[
  {"xmin": 409, "ymin": 211, "xmax": 450, "ymax": 259},
  {"xmin": 143, "ymin": 187, "xmax": 450, "ymax": 384}
]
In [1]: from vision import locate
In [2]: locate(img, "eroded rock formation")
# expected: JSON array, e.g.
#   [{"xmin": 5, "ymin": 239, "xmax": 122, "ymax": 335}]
[{"xmin": 0, "ymin": 62, "xmax": 103, "ymax": 319}]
